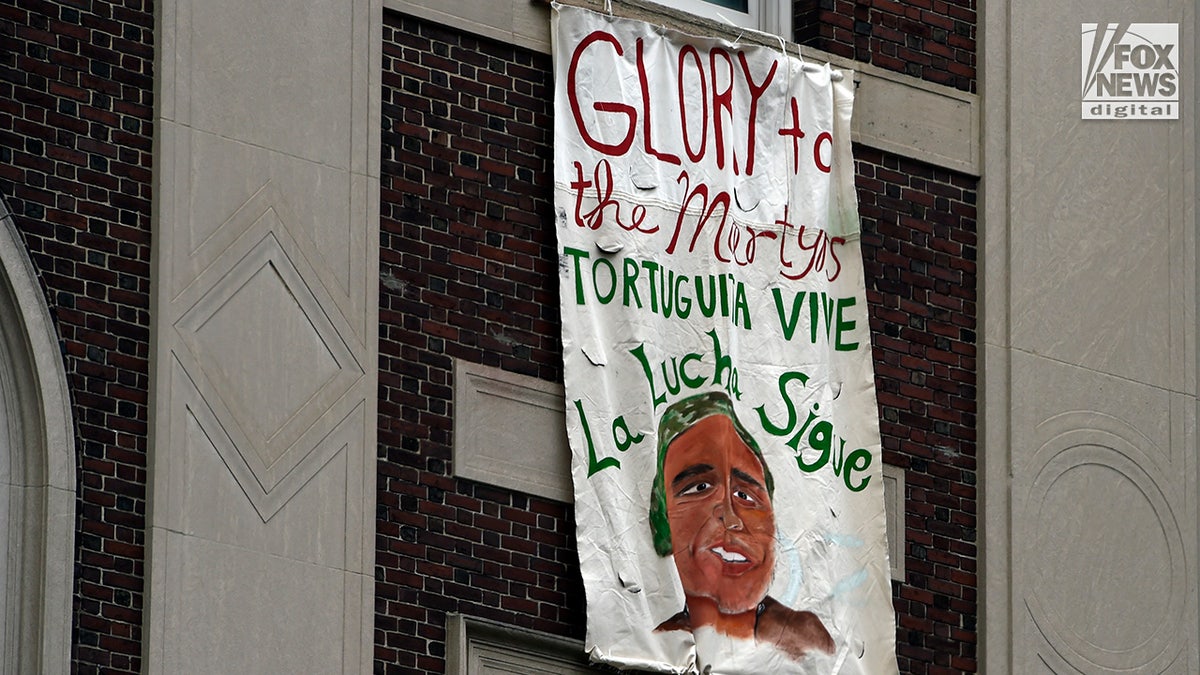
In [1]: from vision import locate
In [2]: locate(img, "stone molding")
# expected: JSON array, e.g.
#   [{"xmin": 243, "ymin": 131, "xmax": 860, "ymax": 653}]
[
  {"xmin": 0, "ymin": 198, "xmax": 76, "ymax": 674},
  {"xmin": 445, "ymin": 614, "xmax": 593, "ymax": 674},
  {"xmin": 453, "ymin": 360, "xmax": 572, "ymax": 502},
  {"xmin": 882, "ymin": 463, "xmax": 905, "ymax": 582},
  {"xmin": 383, "ymin": 0, "xmax": 979, "ymax": 175}
]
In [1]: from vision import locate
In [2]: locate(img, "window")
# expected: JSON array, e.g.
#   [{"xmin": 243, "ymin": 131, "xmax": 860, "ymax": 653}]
[
  {"xmin": 447, "ymin": 614, "xmax": 595, "ymax": 674},
  {"xmin": 667, "ymin": 0, "xmax": 792, "ymax": 38}
]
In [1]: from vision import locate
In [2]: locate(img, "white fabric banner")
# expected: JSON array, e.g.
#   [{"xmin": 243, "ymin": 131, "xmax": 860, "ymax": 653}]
[{"xmin": 552, "ymin": 5, "xmax": 897, "ymax": 673}]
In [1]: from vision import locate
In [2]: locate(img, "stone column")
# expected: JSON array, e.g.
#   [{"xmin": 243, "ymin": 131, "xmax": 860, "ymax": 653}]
[
  {"xmin": 145, "ymin": 1, "xmax": 380, "ymax": 671},
  {"xmin": 982, "ymin": 2, "xmax": 1198, "ymax": 672}
]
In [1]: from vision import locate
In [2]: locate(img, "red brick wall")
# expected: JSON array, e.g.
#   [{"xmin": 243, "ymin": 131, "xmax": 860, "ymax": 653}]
[
  {"xmin": 375, "ymin": 14, "xmax": 580, "ymax": 674},
  {"xmin": 795, "ymin": 0, "xmax": 976, "ymax": 92},
  {"xmin": 857, "ymin": 146, "xmax": 978, "ymax": 673},
  {"xmin": 0, "ymin": 0, "xmax": 153, "ymax": 671},
  {"xmin": 1, "ymin": 2, "xmax": 975, "ymax": 670},
  {"xmin": 377, "ymin": 9, "xmax": 978, "ymax": 675}
]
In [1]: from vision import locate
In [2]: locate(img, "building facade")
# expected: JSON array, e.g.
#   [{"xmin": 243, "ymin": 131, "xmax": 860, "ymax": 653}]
[{"xmin": 0, "ymin": 0, "xmax": 1194, "ymax": 673}]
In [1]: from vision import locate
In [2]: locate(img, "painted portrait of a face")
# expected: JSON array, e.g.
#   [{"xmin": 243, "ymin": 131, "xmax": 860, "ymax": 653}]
[
  {"xmin": 650, "ymin": 392, "xmax": 835, "ymax": 661},
  {"xmin": 663, "ymin": 413, "xmax": 776, "ymax": 615}
]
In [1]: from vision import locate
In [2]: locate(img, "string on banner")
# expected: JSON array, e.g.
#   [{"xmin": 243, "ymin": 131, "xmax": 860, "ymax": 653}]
[
  {"xmin": 708, "ymin": 9, "xmax": 842, "ymax": 82},
  {"xmin": 550, "ymin": 0, "xmax": 844, "ymax": 81}
]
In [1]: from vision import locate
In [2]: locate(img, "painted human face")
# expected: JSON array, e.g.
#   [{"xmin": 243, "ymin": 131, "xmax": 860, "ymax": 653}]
[{"xmin": 664, "ymin": 414, "xmax": 775, "ymax": 614}]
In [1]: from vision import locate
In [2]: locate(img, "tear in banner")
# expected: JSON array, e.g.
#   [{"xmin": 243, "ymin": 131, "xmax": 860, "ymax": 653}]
[{"xmin": 552, "ymin": 5, "xmax": 898, "ymax": 673}]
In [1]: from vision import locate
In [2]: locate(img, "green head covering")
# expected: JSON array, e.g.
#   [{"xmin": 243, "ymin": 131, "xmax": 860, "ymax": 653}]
[{"xmin": 649, "ymin": 391, "xmax": 775, "ymax": 557}]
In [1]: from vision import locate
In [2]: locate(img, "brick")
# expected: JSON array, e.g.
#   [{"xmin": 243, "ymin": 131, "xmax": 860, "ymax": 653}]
[
  {"xmin": 3, "ymin": 2, "xmax": 154, "ymax": 671},
  {"xmin": 371, "ymin": 10, "xmax": 975, "ymax": 675},
  {"xmin": 798, "ymin": 0, "xmax": 975, "ymax": 92}
]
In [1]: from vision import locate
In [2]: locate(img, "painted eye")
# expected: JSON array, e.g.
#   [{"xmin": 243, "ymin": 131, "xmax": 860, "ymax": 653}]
[
  {"xmin": 679, "ymin": 481, "xmax": 712, "ymax": 496},
  {"xmin": 733, "ymin": 488, "xmax": 756, "ymax": 504}
]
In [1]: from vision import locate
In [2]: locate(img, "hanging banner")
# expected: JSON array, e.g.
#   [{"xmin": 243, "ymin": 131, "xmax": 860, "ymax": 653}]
[{"xmin": 553, "ymin": 5, "xmax": 897, "ymax": 674}]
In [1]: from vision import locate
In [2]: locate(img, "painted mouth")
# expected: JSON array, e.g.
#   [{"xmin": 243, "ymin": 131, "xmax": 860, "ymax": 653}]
[{"xmin": 710, "ymin": 546, "xmax": 748, "ymax": 563}]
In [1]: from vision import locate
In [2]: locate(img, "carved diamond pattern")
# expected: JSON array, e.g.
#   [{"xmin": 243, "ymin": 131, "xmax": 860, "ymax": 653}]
[{"xmin": 177, "ymin": 227, "xmax": 362, "ymax": 500}]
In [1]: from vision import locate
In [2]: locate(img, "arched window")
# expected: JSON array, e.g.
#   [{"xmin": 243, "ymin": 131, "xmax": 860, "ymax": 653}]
[{"xmin": 0, "ymin": 196, "xmax": 75, "ymax": 673}]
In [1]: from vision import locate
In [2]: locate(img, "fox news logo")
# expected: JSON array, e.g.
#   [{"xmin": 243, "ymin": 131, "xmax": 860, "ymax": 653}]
[{"xmin": 1082, "ymin": 23, "xmax": 1178, "ymax": 119}]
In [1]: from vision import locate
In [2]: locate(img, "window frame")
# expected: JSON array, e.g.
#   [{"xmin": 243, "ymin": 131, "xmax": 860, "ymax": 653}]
[{"xmin": 664, "ymin": 0, "xmax": 792, "ymax": 39}]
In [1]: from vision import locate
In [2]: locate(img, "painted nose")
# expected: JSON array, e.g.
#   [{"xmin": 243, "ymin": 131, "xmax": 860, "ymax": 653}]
[{"xmin": 714, "ymin": 500, "xmax": 744, "ymax": 531}]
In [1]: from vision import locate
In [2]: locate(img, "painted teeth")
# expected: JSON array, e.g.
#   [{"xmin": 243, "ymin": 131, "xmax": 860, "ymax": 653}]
[{"xmin": 712, "ymin": 546, "xmax": 747, "ymax": 563}]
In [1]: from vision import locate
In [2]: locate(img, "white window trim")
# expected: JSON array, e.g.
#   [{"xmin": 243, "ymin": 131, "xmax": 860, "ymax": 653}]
[{"xmin": 666, "ymin": 0, "xmax": 791, "ymax": 39}]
